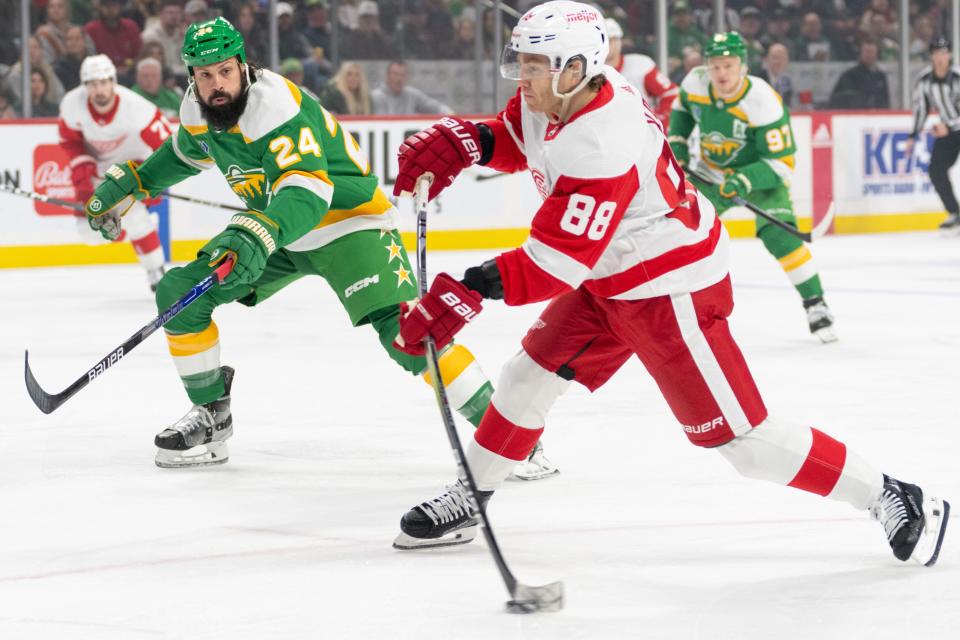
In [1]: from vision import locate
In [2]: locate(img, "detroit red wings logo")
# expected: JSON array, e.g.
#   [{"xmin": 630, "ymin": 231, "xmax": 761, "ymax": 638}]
[
  {"xmin": 530, "ymin": 168, "xmax": 549, "ymax": 199},
  {"xmin": 87, "ymin": 134, "xmax": 128, "ymax": 156}
]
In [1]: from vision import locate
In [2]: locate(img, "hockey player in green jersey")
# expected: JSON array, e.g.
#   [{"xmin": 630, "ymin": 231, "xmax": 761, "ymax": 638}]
[
  {"xmin": 82, "ymin": 18, "xmax": 556, "ymax": 477},
  {"xmin": 668, "ymin": 32, "xmax": 837, "ymax": 343}
]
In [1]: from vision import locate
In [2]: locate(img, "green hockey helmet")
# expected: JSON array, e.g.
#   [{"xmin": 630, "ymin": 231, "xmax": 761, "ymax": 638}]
[
  {"xmin": 705, "ymin": 31, "xmax": 747, "ymax": 62},
  {"xmin": 181, "ymin": 17, "xmax": 246, "ymax": 74}
]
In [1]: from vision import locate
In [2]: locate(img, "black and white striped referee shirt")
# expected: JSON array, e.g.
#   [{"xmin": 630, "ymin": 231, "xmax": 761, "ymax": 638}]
[{"xmin": 910, "ymin": 65, "xmax": 960, "ymax": 138}]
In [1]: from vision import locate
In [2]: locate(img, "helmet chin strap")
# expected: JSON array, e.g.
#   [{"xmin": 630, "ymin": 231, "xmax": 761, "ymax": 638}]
[{"xmin": 548, "ymin": 70, "xmax": 593, "ymax": 123}]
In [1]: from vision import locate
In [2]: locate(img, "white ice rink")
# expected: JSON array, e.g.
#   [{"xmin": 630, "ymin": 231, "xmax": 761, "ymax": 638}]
[{"xmin": 1, "ymin": 231, "xmax": 958, "ymax": 640}]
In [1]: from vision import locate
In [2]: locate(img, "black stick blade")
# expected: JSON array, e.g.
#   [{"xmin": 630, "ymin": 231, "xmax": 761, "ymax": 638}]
[{"xmin": 25, "ymin": 351, "xmax": 62, "ymax": 414}]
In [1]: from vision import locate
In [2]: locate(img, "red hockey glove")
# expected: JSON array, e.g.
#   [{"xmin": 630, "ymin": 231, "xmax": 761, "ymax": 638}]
[
  {"xmin": 71, "ymin": 159, "xmax": 97, "ymax": 203},
  {"xmin": 393, "ymin": 116, "xmax": 482, "ymax": 201},
  {"xmin": 393, "ymin": 273, "xmax": 483, "ymax": 356}
]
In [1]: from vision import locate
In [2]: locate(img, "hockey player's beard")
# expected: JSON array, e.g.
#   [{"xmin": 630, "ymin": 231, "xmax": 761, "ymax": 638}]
[{"xmin": 200, "ymin": 81, "xmax": 249, "ymax": 132}]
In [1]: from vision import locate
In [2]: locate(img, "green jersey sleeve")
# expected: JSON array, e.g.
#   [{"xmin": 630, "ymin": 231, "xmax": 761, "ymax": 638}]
[
  {"xmin": 137, "ymin": 126, "xmax": 214, "ymax": 195},
  {"xmin": 735, "ymin": 79, "xmax": 796, "ymax": 191}
]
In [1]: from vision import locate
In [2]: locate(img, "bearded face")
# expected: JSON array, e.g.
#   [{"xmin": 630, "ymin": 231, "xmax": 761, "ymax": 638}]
[{"xmin": 193, "ymin": 58, "xmax": 250, "ymax": 131}]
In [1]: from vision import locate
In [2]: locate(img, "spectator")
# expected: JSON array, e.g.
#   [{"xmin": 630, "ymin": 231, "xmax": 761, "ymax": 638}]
[
  {"xmin": 35, "ymin": 0, "xmax": 91, "ymax": 64},
  {"xmin": 425, "ymin": 0, "xmax": 455, "ymax": 48},
  {"xmin": 53, "ymin": 25, "xmax": 91, "ymax": 91},
  {"xmin": 6, "ymin": 36, "xmax": 66, "ymax": 105},
  {"xmin": 84, "ymin": 0, "xmax": 143, "ymax": 82},
  {"xmin": 793, "ymin": 12, "xmax": 833, "ymax": 61},
  {"xmin": 399, "ymin": 1, "xmax": 438, "ymax": 59},
  {"xmin": 142, "ymin": 0, "xmax": 188, "ymax": 84},
  {"xmin": 342, "ymin": 1, "xmax": 399, "ymax": 61},
  {"xmin": 760, "ymin": 9, "xmax": 793, "ymax": 51},
  {"xmin": 0, "ymin": 81, "xmax": 17, "ymax": 119},
  {"xmin": 235, "ymin": 3, "xmax": 268, "ymax": 64},
  {"xmin": 829, "ymin": 39, "xmax": 890, "ymax": 108},
  {"xmin": 910, "ymin": 15, "xmax": 936, "ymax": 60},
  {"xmin": 862, "ymin": 12, "xmax": 902, "ymax": 61},
  {"xmin": 30, "ymin": 70, "xmax": 60, "ymax": 117},
  {"xmin": 826, "ymin": 11, "xmax": 861, "ymax": 61},
  {"xmin": 758, "ymin": 42, "xmax": 794, "ymax": 108},
  {"xmin": 184, "ymin": 0, "xmax": 210, "ymax": 26},
  {"xmin": 303, "ymin": 0, "xmax": 332, "ymax": 56},
  {"xmin": 860, "ymin": 0, "xmax": 899, "ymax": 37},
  {"xmin": 738, "ymin": 7, "xmax": 767, "ymax": 75},
  {"xmin": 670, "ymin": 45, "xmax": 704, "ymax": 85},
  {"xmin": 444, "ymin": 15, "xmax": 477, "ymax": 59},
  {"xmin": 280, "ymin": 57, "xmax": 306, "ymax": 87},
  {"xmin": 338, "ymin": 0, "xmax": 360, "ymax": 31},
  {"xmin": 132, "ymin": 57, "xmax": 181, "ymax": 117},
  {"xmin": 371, "ymin": 60, "xmax": 452, "ymax": 115},
  {"xmin": 277, "ymin": 3, "xmax": 314, "ymax": 62},
  {"xmin": 668, "ymin": 2, "xmax": 708, "ymax": 60},
  {"xmin": 320, "ymin": 60, "xmax": 372, "ymax": 115}
]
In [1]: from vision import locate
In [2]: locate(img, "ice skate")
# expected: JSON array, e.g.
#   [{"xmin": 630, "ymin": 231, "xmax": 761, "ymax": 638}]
[
  {"xmin": 938, "ymin": 212, "xmax": 959, "ymax": 233},
  {"xmin": 511, "ymin": 440, "xmax": 559, "ymax": 481},
  {"xmin": 155, "ymin": 366, "xmax": 234, "ymax": 468},
  {"xmin": 803, "ymin": 296, "xmax": 837, "ymax": 343},
  {"xmin": 393, "ymin": 479, "xmax": 491, "ymax": 550},
  {"xmin": 870, "ymin": 474, "xmax": 950, "ymax": 566},
  {"xmin": 147, "ymin": 265, "xmax": 166, "ymax": 292}
]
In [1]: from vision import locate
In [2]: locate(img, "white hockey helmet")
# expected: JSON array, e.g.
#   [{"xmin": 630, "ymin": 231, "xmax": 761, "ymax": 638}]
[
  {"xmin": 500, "ymin": 1, "xmax": 609, "ymax": 97},
  {"xmin": 605, "ymin": 18, "xmax": 623, "ymax": 40},
  {"xmin": 80, "ymin": 54, "xmax": 117, "ymax": 83}
]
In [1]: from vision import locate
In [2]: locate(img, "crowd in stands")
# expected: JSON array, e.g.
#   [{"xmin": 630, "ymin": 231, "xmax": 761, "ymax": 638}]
[{"xmin": 0, "ymin": 0, "xmax": 954, "ymax": 119}]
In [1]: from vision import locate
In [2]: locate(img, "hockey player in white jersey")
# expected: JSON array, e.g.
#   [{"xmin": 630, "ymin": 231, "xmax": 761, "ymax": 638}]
[
  {"xmin": 388, "ymin": 1, "xmax": 949, "ymax": 569},
  {"xmin": 604, "ymin": 18, "xmax": 677, "ymax": 126},
  {"xmin": 59, "ymin": 54, "xmax": 169, "ymax": 290}
]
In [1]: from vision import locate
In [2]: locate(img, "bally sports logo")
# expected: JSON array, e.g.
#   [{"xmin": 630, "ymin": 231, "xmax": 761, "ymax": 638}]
[{"xmin": 32, "ymin": 144, "xmax": 77, "ymax": 216}]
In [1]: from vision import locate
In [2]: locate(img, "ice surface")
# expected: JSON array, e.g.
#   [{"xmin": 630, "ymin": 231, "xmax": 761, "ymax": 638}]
[{"xmin": 1, "ymin": 232, "xmax": 957, "ymax": 639}]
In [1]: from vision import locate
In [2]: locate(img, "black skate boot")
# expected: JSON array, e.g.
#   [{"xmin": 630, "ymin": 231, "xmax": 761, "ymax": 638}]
[
  {"xmin": 871, "ymin": 474, "xmax": 950, "ymax": 566},
  {"xmin": 938, "ymin": 211, "xmax": 959, "ymax": 231},
  {"xmin": 155, "ymin": 366, "xmax": 235, "ymax": 468},
  {"xmin": 803, "ymin": 296, "xmax": 838, "ymax": 343},
  {"xmin": 393, "ymin": 479, "xmax": 493, "ymax": 550}
]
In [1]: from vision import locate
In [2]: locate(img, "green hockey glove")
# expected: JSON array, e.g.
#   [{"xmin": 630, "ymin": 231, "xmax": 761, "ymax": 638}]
[
  {"xmin": 668, "ymin": 135, "xmax": 690, "ymax": 168},
  {"xmin": 85, "ymin": 161, "xmax": 149, "ymax": 241},
  {"xmin": 206, "ymin": 213, "xmax": 279, "ymax": 289},
  {"xmin": 719, "ymin": 172, "xmax": 751, "ymax": 199}
]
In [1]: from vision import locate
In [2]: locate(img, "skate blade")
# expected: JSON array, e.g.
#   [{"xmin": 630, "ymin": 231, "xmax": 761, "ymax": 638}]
[
  {"xmin": 511, "ymin": 461, "xmax": 560, "ymax": 481},
  {"xmin": 155, "ymin": 442, "xmax": 229, "ymax": 468},
  {"xmin": 813, "ymin": 326, "xmax": 838, "ymax": 343},
  {"xmin": 392, "ymin": 524, "xmax": 478, "ymax": 550},
  {"xmin": 912, "ymin": 497, "xmax": 950, "ymax": 567}
]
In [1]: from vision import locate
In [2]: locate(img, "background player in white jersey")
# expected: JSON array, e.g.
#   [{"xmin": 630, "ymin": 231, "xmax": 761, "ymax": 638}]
[
  {"xmin": 59, "ymin": 54, "xmax": 169, "ymax": 290},
  {"xmin": 387, "ymin": 2, "xmax": 949, "ymax": 568},
  {"xmin": 604, "ymin": 18, "xmax": 677, "ymax": 126}
]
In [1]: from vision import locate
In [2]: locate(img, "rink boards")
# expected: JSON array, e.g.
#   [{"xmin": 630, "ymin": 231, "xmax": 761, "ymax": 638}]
[{"xmin": 0, "ymin": 112, "xmax": 956, "ymax": 268}]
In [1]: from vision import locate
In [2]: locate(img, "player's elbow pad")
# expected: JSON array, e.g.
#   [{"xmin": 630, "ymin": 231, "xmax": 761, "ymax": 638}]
[{"xmin": 461, "ymin": 259, "xmax": 503, "ymax": 300}]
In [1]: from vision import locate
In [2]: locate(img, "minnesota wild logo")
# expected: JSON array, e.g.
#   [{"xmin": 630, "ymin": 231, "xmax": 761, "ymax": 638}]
[
  {"xmin": 225, "ymin": 165, "xmax": 267, "ymax": 200},
  {"xmin": 700, "ymin": 131, "xmax": 744, "ymax": 167}
]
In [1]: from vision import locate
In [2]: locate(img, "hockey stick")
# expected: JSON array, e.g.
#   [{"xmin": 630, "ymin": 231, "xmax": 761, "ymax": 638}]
[
  {"xmin": 0, "ymin": 182, "xmax": 84, "ymax": 211},
  {"xmin": 1, "ymin": 182, "xmax": 246, "ymax": 213},
  {"xmin": 24, "ymin": 258, "xmax": 234, "ymax": 414},
  {"xmin": 412, "ymin": 175, "xmax": 564, "ymax": 614},
  {"xmin": 165, "ymin": 192, "xmax": 246, "ymax": 212},
  {"xmin": 687, "ymin": 168, "xmax": 813, "ymax": 242}
]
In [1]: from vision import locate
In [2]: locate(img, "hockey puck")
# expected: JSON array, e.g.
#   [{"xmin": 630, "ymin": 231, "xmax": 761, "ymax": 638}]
[{"xmin": 505, "ymin": 600, "xmax": 539, "ymax": 614}]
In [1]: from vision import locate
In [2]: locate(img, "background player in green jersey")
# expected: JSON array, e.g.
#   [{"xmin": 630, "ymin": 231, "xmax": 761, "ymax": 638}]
[
  {"xmin": 668, "ymin": 32, "xmax": 837, "ymax": 343},
  {"xmin": 82, "ymin": 18, "xmax": 556, "ymax": 477}
]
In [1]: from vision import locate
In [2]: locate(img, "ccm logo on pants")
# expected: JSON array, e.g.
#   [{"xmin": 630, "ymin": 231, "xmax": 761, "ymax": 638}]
[{"xmin": 345, "ymin": 275, "xmax": 379, "ymax": 298}]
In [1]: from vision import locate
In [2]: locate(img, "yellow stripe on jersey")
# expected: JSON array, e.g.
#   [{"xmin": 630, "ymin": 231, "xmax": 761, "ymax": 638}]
[
  {"xmin": 184, "ymin": 124, "xmax": 208, "ymax": 136},
  {"xmin": 779, "ymin": 155, "xmax": 796, "ymax": 169},
  {"xmin": 686, "ymin": 94, "xmax": 711, "ymax": 106},
  {"xmin": 284, "ymin": 79, "xmax": 303, "ymax": 107},
  {"xmin": 422, "ymin": 344, "xmax": 477, "ymax": 387},
  {"xmin": 273, "ymin": 169, "xmax": 334, "ymax": 192},
  {"xmin": 167, "ymin": 322, "xmax": 220, "ymax": 356},
  {"xmin": 317, "ymin": 188, "xmax": 393, "ymax": 228},
  {"xmin": 226, "ymin": 124, "xmax": 253, "ymax": 144},
  {"xmin": 727, "ymin": 106, "xmax": 748, "ymax": 122},
  {"xmin": 778, "ymin": 245, "xmax": 813, "ymax": 271}
]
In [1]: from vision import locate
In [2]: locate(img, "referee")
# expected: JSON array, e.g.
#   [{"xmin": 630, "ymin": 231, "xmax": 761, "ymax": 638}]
[{"xmin": 908, "ymin": 37, "xmax": 960, "ymax": 230}]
